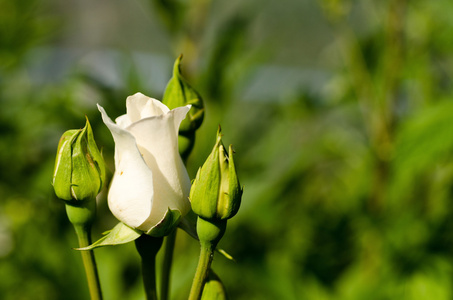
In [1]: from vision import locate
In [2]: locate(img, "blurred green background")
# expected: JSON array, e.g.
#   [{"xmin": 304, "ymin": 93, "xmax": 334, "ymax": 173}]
[{"xmin": 2, "ymin": 0, "xmax": 453, "ymax": 299}]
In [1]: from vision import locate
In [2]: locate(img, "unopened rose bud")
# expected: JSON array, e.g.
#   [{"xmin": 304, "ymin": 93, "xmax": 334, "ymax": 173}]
[
  {"xmin": 98, "ymin": 93, "xmax": 192, "ymax": 237},
  {"xmin": 189, "ymin": 128, "xmax": 243, "ymax": 300},
  {"xmin": 163, "ymin": 55, "xmax": 204, "ymax": 159},
  {"xmin": 201, "ymin": 270, "xmax": 228, "ymax": 300},
  {"xmin": 190, "ymin": 127, "xmax": 243, "ymax": 221},
  {"xmin": 53, "ymin": 118, "xmax": 106, "ymax": 203}
]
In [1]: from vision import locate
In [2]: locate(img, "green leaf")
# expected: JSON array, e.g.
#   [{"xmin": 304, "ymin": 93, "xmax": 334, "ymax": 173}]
[{"xmin": 390, "ymin": 100, "xmax": 453, "ymax": 203}]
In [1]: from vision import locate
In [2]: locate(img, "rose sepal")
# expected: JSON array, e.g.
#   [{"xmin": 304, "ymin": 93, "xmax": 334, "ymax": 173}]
[
  {"xmin": 77, "ymin": 207, "xmax": 184, "ymax": 250},
  {"xmin": 146, "ymin": 208, "xmax": 182, "ymax": 237},
  {"xmin": 76, "ymin": 222, "xmax": 142, "ymax": 250}
]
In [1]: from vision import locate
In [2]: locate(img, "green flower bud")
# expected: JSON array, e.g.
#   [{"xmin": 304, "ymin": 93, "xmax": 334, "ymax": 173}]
[
  {"xmin": 53, "ymin": 118, "xmax": 106, "ymax": 203},
  {"xmin": 163, "ymin": 55, "xmax": 204, "ymax": 159},
  {"xmin": 163, "ymin": 55, "xmax": 204, "ymax": 132},
  {"xmin": 201, "ymin": 270, "xmax": 228, "ymax": 300},
  {"xmin": 190, "ymin": 127, "xmax": 243, "ymax": 221}
]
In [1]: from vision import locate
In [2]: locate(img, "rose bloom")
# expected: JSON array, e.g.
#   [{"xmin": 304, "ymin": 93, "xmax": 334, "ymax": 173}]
[{"xmin": 98, "ymin": 93, "xmax": 191, "ymax": 235}]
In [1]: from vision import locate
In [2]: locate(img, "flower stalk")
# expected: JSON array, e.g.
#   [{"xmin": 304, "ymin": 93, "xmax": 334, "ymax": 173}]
[
  {"xmin": 189, "ymin": 242, "xmax": 215, "ymax": 300},
  {"xmin": 160, "ymin": 229, "xmax": 176, "ymax": 300},
  {"xmin": 66, "ymin": 202, "xmax": 103, "ymax": 300},
  {"xmin": 189, "ymin": 217, "xmax": 226, "ymax": 300},
  {"xmin": 135, "ymin": 235, "xmax": 164, "ymax": 300}
]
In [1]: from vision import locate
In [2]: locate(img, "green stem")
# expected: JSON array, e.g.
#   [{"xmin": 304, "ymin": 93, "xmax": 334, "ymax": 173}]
[
  {"xmin": 160, "ymin": 229, "xmax": 177, "ymax": 300},
  {"xmin": 135, "ymin": 235, "xmax": 164, "ymax": 300},
  {"xmin": 65, "ymin": 202, "xmax": 103, "ymax": 300},
  {"xmin": 73, "ymin": 225, "xmax": 103, "ymax": 300},
  {"xmin": 189, "ymin": 218, "xmax": 226, "ymax": 300},
  {"xmin": 188, "ymin": 242, "xmax": 215, "ymax": 300}
]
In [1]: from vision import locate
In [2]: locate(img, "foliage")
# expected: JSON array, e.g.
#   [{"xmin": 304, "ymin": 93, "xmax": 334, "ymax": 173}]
[{"xmin": 2, "ymin": 0, "xmax": 453, "ymax": 299}]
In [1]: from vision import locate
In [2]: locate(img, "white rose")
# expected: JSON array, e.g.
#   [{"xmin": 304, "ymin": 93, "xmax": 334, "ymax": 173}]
[{"xmin": 97, "ymin": 93, "xmax": 191, "ymax": 236}]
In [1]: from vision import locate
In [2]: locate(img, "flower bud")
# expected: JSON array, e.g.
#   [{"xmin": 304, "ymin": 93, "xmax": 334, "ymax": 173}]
[
  {"xmin": 163, "ymin": 55, "xmax": 204, "ymax": 159},
  {"xmin": 190, "ymin": 127, "xmax": 243, "ymax": 221},
  {"xmin": 163, "ymin": 55, "xmax": 204, "ymax": 132},
  {"xmin": 53, "ymin": 118, "xmax": 106, "ymax": 203},
  {"xmin": 201, "ymin": 270, "xmax": 228, "ymax": 300},
  {"xmin": 98, "ymin": 94, "xmax": 191, "ymax": 237}
]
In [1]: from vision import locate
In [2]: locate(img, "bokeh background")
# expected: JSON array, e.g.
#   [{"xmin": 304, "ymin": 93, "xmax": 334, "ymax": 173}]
[{"xmin": 2, "ymin": 0, "xmax": 453, "ymax": 299}]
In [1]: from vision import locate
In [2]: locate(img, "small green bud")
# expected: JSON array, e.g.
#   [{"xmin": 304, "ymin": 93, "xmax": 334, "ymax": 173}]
[
  {"xmin": 53, "ymin": 118, "xmax": 106, "ymax": 203},
  {"xmin": 201, "ymin": 270, "xmax": 228, "ymax": 300},
  {"xmin": 163, "ymin": 55, "xmax": 204, "ymax": 132},
  {"xmin": 163, "ymin": 55, "xmax": 204, "ymax": 159},
  {"xmin": 190, "ymin": 127, "xmax": 243, "ymax": 221}
]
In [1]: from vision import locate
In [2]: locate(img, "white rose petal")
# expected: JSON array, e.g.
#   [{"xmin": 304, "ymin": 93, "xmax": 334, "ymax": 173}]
[{"xmin": 98, "ymin": 93, "xmax": 191, "ymax": 233}]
